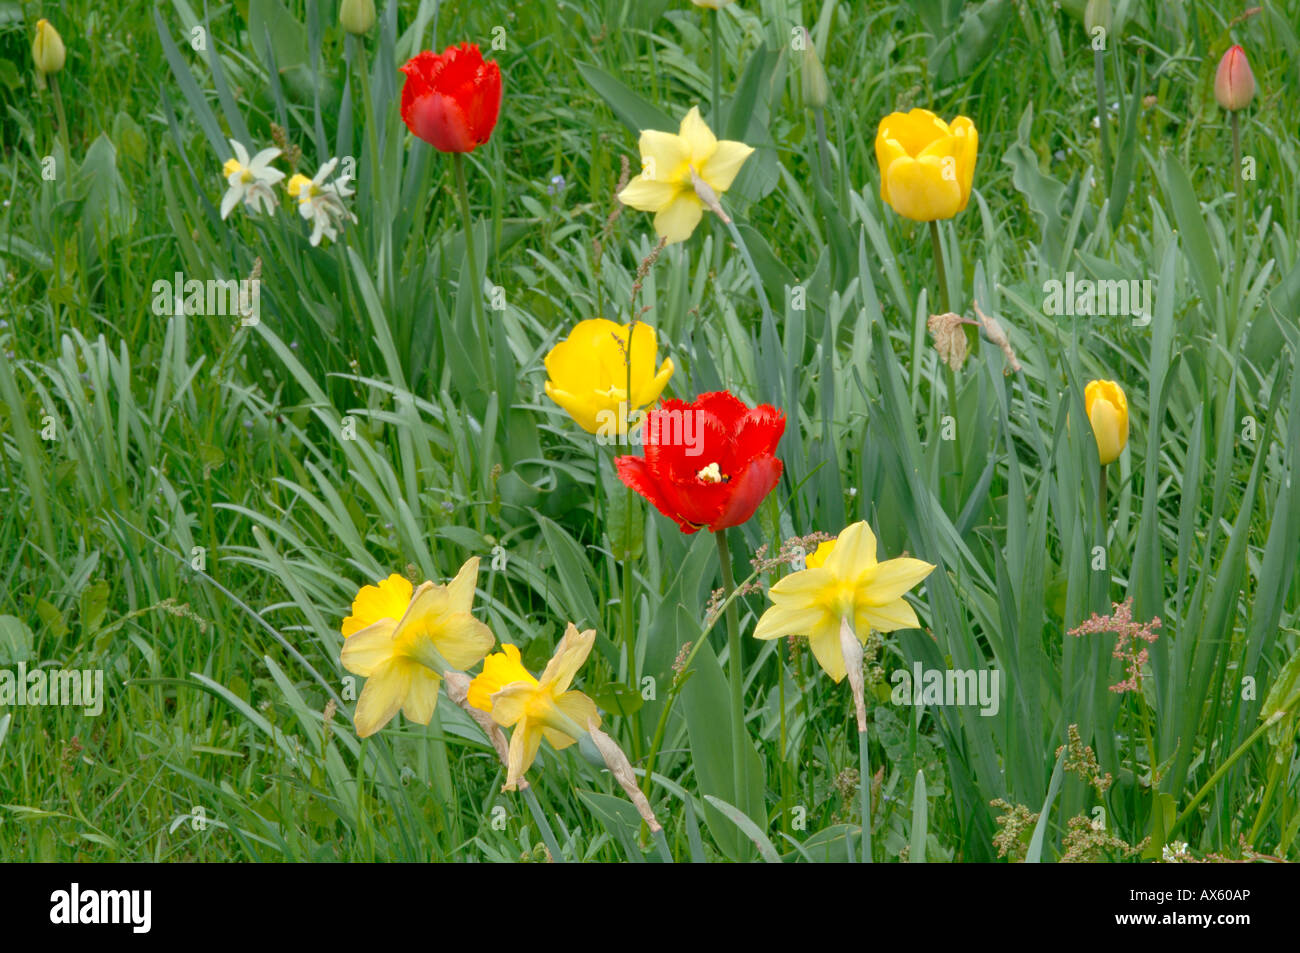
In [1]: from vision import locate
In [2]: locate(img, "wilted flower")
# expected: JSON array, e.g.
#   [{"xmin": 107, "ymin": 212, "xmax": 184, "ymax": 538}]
[{"xmin": 220, "ymin": 140, "xmax": 285, "ymax": 219}]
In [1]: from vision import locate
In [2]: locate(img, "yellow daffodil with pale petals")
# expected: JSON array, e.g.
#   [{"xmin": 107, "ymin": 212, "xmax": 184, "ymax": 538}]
[
  {"xmin": 340, "ymin": 558, "xmax": 494, "ymax": 737},
  {"xmin": 1084, "ymin": 379, "xmax": 1129, "ymax": 466},
  {"xmin": 874, "ymin": 108, "xmax": 978, "ymax": 222},
  {"xmin": 617, "ymin": 106, "xmax": 754, "ymax": 244},
  {"xmin": 468, "ymin": 624, "xmax": 601, "ymax": 791},
  {"xmin": 754, "ymin": 521, "xmax": 935, "ymax": 682},
  {"xmin": 544, "ymin": 318, "xmax": 674, "ymax": 434}
]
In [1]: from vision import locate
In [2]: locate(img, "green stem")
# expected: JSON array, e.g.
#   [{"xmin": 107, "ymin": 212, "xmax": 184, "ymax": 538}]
[
  {"xmin": 714, "ymin": 529, "xmax": 748, "ymax": 818},
  {"xmin": 1230, "ymin": 110, "xmax": 1243, "ymax": 339},
  {"xmin": 353, "ymin": 38, "xmax": 383, "ymax": 221},
  {"xmin": 452, "ymin": 153, "xmax": 492, "ymax": 382},
  {"xmin": 859, "ymin": 728, "xmax": 872, "ymax": 862},
  {"xmin": 814, "ymin": 107, "xmax": 832, "ymax": 188},
  {"xmin": 928, "ymin": 220, "xmax": 949, "ymax": 315},
  {"xmin": 521, "ymin": 784, "xmax": 567, "ymax": 863},
  {"xmin": 1094, "ymin": 48, "xmax": 1110, "ymax": 193},
  {"xmin": 49, "ymin": 74, "xmax": 71, "ymax": 164},
  {"xmin": 1169, "ymin": 694, "xmax": 1300, "ymax": 839},
  {"xmin": 1247, "ymin": 757, "xmax": 1283, "ymax": 846},
  {"xmin": 710, "ymin": 9, "xmax": 723, "ymax": 130}
]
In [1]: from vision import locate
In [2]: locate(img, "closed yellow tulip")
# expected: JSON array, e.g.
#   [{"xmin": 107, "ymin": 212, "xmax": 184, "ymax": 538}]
[
  {"xmin": 875, "ymin": 108, "xmax": 978, "ymax": 222},
  {"xmin": 32, "ymin": 19, "xmax": 66, "ymax": 76},
  {"xmin": 543, "ymin": 318, "xmax": 674, "ymax": 435},
  {"xmin": 1085, "ymin": 379, "xmax": 1129, "ymax": 465}
]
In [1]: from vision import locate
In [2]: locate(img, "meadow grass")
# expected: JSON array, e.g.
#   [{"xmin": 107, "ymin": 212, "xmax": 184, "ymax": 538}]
[{"xmin": 0, "ymin": 0, "xmax": 1297, "ymax": 862}]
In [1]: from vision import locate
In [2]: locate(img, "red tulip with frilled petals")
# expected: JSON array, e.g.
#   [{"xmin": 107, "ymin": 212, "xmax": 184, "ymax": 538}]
[
  {"xmin": 615, "ymin": 391, "xmax": 785, "ymax": 534},
  {"xmin": 399, "ymin": 43, "xmax": 502, "ymax": 153}
]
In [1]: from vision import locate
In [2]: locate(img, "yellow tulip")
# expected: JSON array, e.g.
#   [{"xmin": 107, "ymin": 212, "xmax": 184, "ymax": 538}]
[
  {"xmin": 874, "ymin": 108, "xmax": 978, "ymax": 222},
  {"xmin": 544, "ymin": 318, "xmax": 674, "ymax": 434},
  {"xmin": 468, "ymin": 624, "xmax": 601, "ymax": 791},
  {"xmin": 617, "ymin": 106, "xmax": 754, "ymax": 244},
  {"xmin": 340, "ymin": 558, "xmax": 495, "ymax": 737},
  {"xmin": 754, "ymin": 521, "xmax": 935, "ymax": 682},
  {"xmin": 32, "ymin": 19, "xmax": 66, "ymax": 76},
  {"xmin": 1085, "ymin": 379, "xmax": 1128, "ymax": 466}
]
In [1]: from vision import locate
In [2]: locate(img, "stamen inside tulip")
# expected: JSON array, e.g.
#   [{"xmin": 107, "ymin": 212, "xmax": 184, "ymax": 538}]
[{"xmin": 697, "ymin": 462, "xmax": 726, "ymax": 483}]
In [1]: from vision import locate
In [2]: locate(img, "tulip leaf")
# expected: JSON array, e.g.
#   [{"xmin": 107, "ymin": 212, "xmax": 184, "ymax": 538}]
[
  {"xmin": 1159, "ymin": 153, "xmax": 1222, "ymax": 309},
  {"xmin": 534, "ymin": 514, "xmax": 602, "ymax": 630},
  {"xmin": 575, "ymin": 62, "xmax": 674, "ymax": 139},
  {"xmin": 909, "ymin": 769, "xmax": 928, "ymax": 862},
  {"xmin": 680, "ymin": 637, "xmax": 766, "ymax": 861},
  {"xmin": 590, "ymin": 682, "xmax": 644, "ymax": 717},
  {"xmin": 703, "ymin": 796, "xmax": 781, "ymax": 863}
]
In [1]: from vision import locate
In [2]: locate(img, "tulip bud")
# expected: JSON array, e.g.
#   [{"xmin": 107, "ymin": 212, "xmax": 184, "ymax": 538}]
[
  {"xmin": 1084, "ymin": 0, "xmax": 1112, "ymax": 36},
  {"xmin": 802, "ymin": 41, "xmax": 830, "ymax": 110},
  {"xmin": 1215, "ymin": 45, "xmax": 1256, "ymax": 111},
  {"xmin": 32, "ymin": 19, "xmax": 66, "ymax": 76},
  {"xmin": 339, "ymin": 0, "xmax": 376, "ymax": 36},
  {"xmin": 1084, "ymin": 379, "xmax": 1129, "ymax": 466}
]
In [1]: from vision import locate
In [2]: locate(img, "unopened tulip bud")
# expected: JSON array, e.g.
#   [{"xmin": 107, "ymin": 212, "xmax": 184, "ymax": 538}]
[
  {"xmin": 1084, "ymin": 0, "xmax": 1112, "ymax": 36},
  {"xmin": 1215, "ymin": 45, "xmax": 1256, "ymax": 111},
  {"xmin": 339, "ymin": 0, "xmax": 376, "ymax": 36},
  {"xmin": 32, "ymin": 19, "xmax": 66, "ymax": 76},
  {"xmin": 803, "ymin": 42, "xmax": 830, "ymax": 110}
]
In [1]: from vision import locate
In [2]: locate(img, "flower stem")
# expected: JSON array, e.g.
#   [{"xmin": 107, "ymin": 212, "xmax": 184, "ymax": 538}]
[
  {"xmin": 1094, "ymin": 47, "xmax": 1110, "ymax": 194},
  {"xmin": 1230, "ymin": 110, "xmax": 1244, "ymax": 337},
  {"xmin": 352, "ymin": 37, "xmax": 383, "ymax": 222},
  {"xmin": 814, "ymin": 107, "xmax": 832, "ymax": 189},
  {"xmin": 859, "ymin": 727, "xmax": 873, "ymax": 862},
  {"xmin": 49, "ymin": 74, "xmax": 71, "ymax": 163},
  {"xmin": 714, "ymin": 529, "xmax": 748, "ymax": 818},
  {"xmin": 928, "ymin": 220, "xmax": 949, "ymax": 315},
  {"xmin": 710, "ymin": 9, "xmax": 723, "ymax": 131},
  {"xmin": 452, "ymin": 152, "xmax": 492, "ymax": 383},
  {"xmin": 521, "ymin": 783, "xmax": 567, "ymax": 863}
]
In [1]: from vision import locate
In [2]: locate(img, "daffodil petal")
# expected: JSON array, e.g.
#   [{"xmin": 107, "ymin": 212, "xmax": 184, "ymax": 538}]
[
  {"xmin": 539, "ymin": 624, "xmax": 596, "ymax": 695},
  {"xmin": 340, "ymin": 619, "xmax": 398, "ymax": 677},
  {"xmin": 353, "ymin": 657, "xmax": 413, "ymax": 737},
  {"xmin": 753, "ymin": 602, "xmax": 827, "ymax": 640},
  {"xmin": 678, "ymin": 105, "xmax": 717, "ymax": 161},
  {"xmin": 618, "ymin": 176, "xmax": 678, "ymax": 212},
  {"xmin": 400, "ymin": 666, "xmax": 443, "ymax": 725},
  {"xmin": 858, "ymin": 598, "xmax": 922, "ymax": 633},
  {"xmin": 652, "ymin": 193, "xmax": 704, "ymax": 244},
  {"xmin": 806, "ymin": 625, "xmax": 848, "ymax": 683},
  {"xmin": 505, "ymin": 718, "xmax": 544, "ymax": 790},
  {"xmin": 864, "ymin": 557, "xmax": 936, "ymax": 604},
  {"xmin": 699, "ymin": 139, "xmax": 754, "ymax": 193},
  {"xmin": 823, "ymin": 521, "xmax": 878, "ymax": 577}
]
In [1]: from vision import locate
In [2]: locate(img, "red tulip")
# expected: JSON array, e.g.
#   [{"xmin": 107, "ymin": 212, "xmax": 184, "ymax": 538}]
[
  {"xmin": 616, "ymin": 391, "xmax": 785, "ymax": 534},
  {"xmin": 399, "ymin": 43, "xmax": 502, "ymax": 153}
]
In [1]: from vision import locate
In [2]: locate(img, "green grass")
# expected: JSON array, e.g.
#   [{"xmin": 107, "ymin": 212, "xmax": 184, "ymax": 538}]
[{"xmin": 0, "ymin": 0, "xmax": 1297, "ymax": 862}]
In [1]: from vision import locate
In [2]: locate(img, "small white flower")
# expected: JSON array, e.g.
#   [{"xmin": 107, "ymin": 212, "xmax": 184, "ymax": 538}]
[
  {"xmin": 221, "ymin": 140, "xmax": 285, "ymax": 219},
  {"xmin": 288, "ymin": 158, "xmax": 357, "ymax": 246}
]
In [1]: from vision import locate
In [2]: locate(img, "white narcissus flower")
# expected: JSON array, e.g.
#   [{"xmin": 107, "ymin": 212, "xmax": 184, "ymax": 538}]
[
  {"xmin": 287, "ymin": 158, "xmax": 358, "ymax": 246},
  {"xmin": 221, "ymin": 140, "xmax": 285, "ymax": 219}
]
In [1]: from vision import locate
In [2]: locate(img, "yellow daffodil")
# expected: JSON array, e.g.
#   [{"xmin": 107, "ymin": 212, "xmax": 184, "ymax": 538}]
[
  {"xmin": 874, "ymin": 108, "xmax": 978, "ymax": 222},
  {"xmin": 468, "ymin": 624, "xmax": 601, "ymax": 791},
  {"xmin": 32, "ymin": 19, "xmax": 65, "ymax": 76},
  {"xmin": 1084, "ymin": 379, "xmax": 1128, "ymax": 465},
  {"xmin": 340, "ymin": 558, "xmax": 495, "ymax": 737},
  {"xmin": 754, "ymin": 521, "xmax": 935, "ymax": 682},
  {"xmin": 544, "ymin": 318, "xmax": 674, "ymax": 434},
  {"xmin": 617, "ymin": 106, "xmax": 753, "ymax": 244}
]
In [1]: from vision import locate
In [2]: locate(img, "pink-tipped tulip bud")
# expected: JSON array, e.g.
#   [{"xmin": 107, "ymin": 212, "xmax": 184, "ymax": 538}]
[{"xmin": 1215, "ymin": 45, "xmax": 1256, "ymax": 112}]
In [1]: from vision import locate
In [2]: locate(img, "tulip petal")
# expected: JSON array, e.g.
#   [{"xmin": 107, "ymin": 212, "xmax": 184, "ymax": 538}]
[
  {"xmin": 883, "ymin": 155, "xmax": 963, "ymax": 221},
  {"xmin": 545, "ymin": 382, "xmax": 605, "ymax": 433},
  {"xmin": 708, "ymin": 453, "xmax": 783, "ymax": 531}
]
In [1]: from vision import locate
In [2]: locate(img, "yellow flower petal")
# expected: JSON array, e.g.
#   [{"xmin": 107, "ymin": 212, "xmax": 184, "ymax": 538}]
[
  {"xmin": 822, "ymin": 521, "xmax": 878, "ymax": 577},
  {"xmin": 545, "ymin": 690, "xmax": 600, "ymax": 748},
  {"xmin": 444, "ymin": 557, "xmax": 480, "ymax": 615},
  {"xmin": 340, "ymin": 619, "xmax": 398, "ymax": 677},
  {"xmin": 653, "ymin": 192, "xmax": 704, "ymax": 244},
  {"xmin": 488, "ymin": 682, "xmax": 535, "ymax": 728},
  {"xmin": 804, "ymin": 539, "xmax": 836, "ymax": 570},
  {"xmin": 637, "ymin": 129, "xmax": 690, "ymax": 183},
  {"xmin": 617, "ymin": 175, "xmax": 679, "ymax": 212},
  {"xmin": 806, "ymin": 624, "xmax": 848, "ymax": 683},
  {"xmin": 505, "ymin": 718, "xmax": 544, "ymax": 790},
  {"xmin": 353, "ymin": 657, "xmax": 414, "ymax": 737},
  {"xmin": 857, "ymin": 599, "xmax": 922, "ymax": 633},
  {"xmin": 699, "ymin": 139, "xmax": 753, "ymax": 193},
  {"xmin": 401, "ymin": 666, "xmax": 443, "ymax": 725},
  {"xmin": 883, "ymin": 155, "xmax": 963, "ymax": 221},
  {"xmin": 678, "ymin": 105, "xmax": 717, "ymax": 162},
  {"xmin": 539, "ymin": 623, "xmax": 596, "ymax": 695},
  {"xmin": 753, "ymin": 602, "xmax": 828, "ymax": 641},
  {"xmin": 468, "ymin": 643, "xmax": 536, "ymax": 712},
  {"xmin": 342, "ymin": 573, "xmax": 413, "ymax": 636},
  {"xmin": 864, "ymin": 556, "xmax": 936, "ymax": 605}
]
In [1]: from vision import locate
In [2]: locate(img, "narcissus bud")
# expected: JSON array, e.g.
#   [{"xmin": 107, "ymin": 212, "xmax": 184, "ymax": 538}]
[
  {"xmin": 1215, "ymin": 45, "xmax": 1256, "ymax": 111},
  {"xmin": 32, "ymin": 19, "xmax": 66, "ymax": 76},
  {"xmin": 802, "ymin": 41, "xmax": 830, "ymax": 110},
  {"xmin": 1084, "ymin": 0, "xmax": 1112, "ymax": 36}
]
